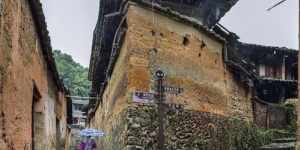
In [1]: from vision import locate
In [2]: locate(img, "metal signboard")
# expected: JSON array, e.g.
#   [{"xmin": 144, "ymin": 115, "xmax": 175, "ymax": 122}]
[
  {"xmin": 132, "ymin": 91, "xmax": 155, "ymax": 104},
  {"xmin": 164, "ymin": 86, "xmax": 183, "ymax": 95}
]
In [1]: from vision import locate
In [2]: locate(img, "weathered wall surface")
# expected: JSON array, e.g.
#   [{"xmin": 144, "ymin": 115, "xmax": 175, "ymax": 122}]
[
  {"xmin": 0, "ymin": 0, "xmax": 67, "ymax": 149},
  {"xmin": 125, "ymin": 4, "xmax": 253, "ymax": 119},
  {"xmin": 125, "ymin": 105, "xmax": 269, "ymax": 150},
  {"xmin": 253, "ymin": 100, "xmax": 289, "ymax": 129},
  {"xmin": 90, "ymin": 3, "xmax": 254, "ymax": 150},
  {"xmin": 90, "ymin": 36, "xmax": 130, "ymax": 150},
  {"xmin": 58, "ymin": 92, "xmax": 68, "ymax": 147}
]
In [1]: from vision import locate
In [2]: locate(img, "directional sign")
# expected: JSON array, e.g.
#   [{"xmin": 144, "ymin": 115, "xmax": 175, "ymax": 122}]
[
  {"xmin": 132, "ymin": 86, "xmax": 183, "ymax": 104},
  {"xmin": 164, "ymin": 86, "xmax": 183, "ymax": 95},
  {"xmin": 132, "ymin": 91, "xmax": 155, "ymax": 104}
]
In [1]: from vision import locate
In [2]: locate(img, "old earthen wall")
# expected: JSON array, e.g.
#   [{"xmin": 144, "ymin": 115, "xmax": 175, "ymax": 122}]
[
  {"xmin": 90, "ymin": 3, "xmax": 254, "ymax": 149},
  {"xmin": 0, "ymin": 0, "xmax": 67, "ymax": 149}
]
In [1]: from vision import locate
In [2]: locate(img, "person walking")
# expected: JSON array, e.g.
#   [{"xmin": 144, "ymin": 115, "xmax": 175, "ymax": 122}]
[
  {"xmin": 76, "ymin": 140, "xmax": 86, "ymax": 150},
  {"xmin": 84, "ymin": 136, "xmax": 97, "ymax": 150}
]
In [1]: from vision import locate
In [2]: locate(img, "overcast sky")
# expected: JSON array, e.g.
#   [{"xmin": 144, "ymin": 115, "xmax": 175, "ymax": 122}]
[{"xmin": 41, "ymin": 0, "xmax": 298, "ymax": 67}]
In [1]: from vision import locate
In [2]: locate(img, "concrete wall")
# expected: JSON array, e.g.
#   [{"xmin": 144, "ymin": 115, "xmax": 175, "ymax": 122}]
[
  {"xmin": 90, "ymin": 3, "xmax": 254, "ymax": 149},
  {"xmin": 0, "ymin": 0, "xmax": 67, "ymax": 149}
]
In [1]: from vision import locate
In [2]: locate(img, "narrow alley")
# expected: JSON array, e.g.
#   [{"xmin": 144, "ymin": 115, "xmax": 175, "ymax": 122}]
[{"xmin": 0, "ymin": 0, "xmax": 299, "ymax": 150}]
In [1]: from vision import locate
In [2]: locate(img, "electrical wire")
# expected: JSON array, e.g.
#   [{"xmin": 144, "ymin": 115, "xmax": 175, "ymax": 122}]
[{"xmin": 267, "ymin": 0, "xmax": 288, "ymax": 11}]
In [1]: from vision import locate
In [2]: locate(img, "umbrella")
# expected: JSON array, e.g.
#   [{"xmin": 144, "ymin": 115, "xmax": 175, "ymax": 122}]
[{"xmin": 79, "ymin": 128, "xmax": 105, "ymax": 137}]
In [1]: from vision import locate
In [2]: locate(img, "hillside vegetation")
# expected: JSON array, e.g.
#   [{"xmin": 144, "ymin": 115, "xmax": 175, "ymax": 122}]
[{"xmin": 53, "ymin": 50, "xmax": 91, "ymax": 97}]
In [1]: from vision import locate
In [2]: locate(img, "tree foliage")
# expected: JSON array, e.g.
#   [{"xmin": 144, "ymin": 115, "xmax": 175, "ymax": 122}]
[{"xmin": 53, "ymin": 50, "xmax": 91, "ymax": 97}]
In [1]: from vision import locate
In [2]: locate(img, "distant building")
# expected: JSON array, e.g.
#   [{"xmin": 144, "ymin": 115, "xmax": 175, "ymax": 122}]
[
  {"xmin": 234, "ymin": 43, "xmax": 298, "ymax": 129},
  {"xmin": 0, "ymin": 0, "xmax": 72, "ymax": 149},
  {"xmin": 238, "ymin": 43, "xmax": 298, "ymax": 103},
  {"xmin": 72, "ymin": 100, "xmax": 89, "ymax": 128},
  {"xmin": 225, "ymin": 41, "xmax": 298, "ymax": 129}
]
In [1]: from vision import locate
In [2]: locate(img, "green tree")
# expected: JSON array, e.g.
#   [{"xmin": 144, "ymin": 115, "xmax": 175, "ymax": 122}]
[{"xmin": 53, "ymin": 50, "xmax": 91, "ymax": 97}]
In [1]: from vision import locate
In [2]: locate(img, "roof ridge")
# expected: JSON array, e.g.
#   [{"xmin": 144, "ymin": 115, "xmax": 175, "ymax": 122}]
[{"xmin": 239, "ymin": 42, "xmax": 298, "ymax": 52}]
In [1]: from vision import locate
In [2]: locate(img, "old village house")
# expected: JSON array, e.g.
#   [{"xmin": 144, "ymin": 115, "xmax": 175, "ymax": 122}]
[
  {"xmin": 86, "ymin": 0, "xmax": 262, "ymax": 149},
  {"xmin": 87, "ymin": 0, "xmax": 298, "ymax": 149},
  {"xmin": 237, "ymin": 43, "xmax": 298, "ymax": 129},
  {"xmin": 0, "ymin": 0, "xmax": 72, "ymax": 149}
]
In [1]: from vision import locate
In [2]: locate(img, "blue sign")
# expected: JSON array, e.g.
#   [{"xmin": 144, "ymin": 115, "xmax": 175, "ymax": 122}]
[
  {"xmin": 133, "ymin": 92, "xmax": 155, "ymax": 103},
  {"xmin": 80, "ymin": 128, "xmax": 105, "ymax": 137}
]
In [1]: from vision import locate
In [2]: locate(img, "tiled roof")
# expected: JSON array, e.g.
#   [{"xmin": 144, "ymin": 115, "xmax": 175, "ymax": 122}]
[{"xmin": 28, "ymin": 0, "xmax": 65, "ymax": 91}]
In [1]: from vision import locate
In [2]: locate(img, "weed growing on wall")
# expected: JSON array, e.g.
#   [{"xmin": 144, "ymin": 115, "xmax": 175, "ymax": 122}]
[
  {"xmin": 282, "ymin": 102, "xmax": 297, "ymax": 136},
  {"xmin": 125, "ymin": 106, "xmax": 285, "ymax": 150},
  {"xmin": 224, "ymin": 118, "xmax": 272, "ymax": 150}
]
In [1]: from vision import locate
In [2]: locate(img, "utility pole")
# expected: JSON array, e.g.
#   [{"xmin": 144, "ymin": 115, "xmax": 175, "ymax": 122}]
[
  {"xmin": 156, "ymin": 70, "xmax": 165, "ymax": 150},
  {"xmin": 297, "ymin": 0, "xmax": 300, "ymax": 148}
]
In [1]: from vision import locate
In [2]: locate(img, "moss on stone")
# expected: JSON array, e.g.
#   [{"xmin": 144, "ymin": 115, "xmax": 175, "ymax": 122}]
[
  {"xmin": 125, "ymin": 105, "xmax": 283, "ymax": 150},
  {"xmin": 281, "ymin": 103, "xmax": 297, "ymax": 136},
  {"xmin": 94, "ymin": 104, "xmax": 292, "ymax": 150}
]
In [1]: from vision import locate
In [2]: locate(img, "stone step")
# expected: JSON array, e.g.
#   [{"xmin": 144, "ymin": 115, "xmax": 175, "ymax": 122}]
[
  {"xmin": 259, "ymin": 142, "xmax": 295, "ymax": 150},
  {"xmin": 272, "ymin": 138, "xmax": 296, "ymax": 143}
]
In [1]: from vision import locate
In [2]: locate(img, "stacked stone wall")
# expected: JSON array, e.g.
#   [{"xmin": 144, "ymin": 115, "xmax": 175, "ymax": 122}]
[
  {"xmin": 125, "ymin": 105, "xmax": 270, "ymax": 150},
  {"xmin": 93, "ymin": 104, "xmax": 272, "ymax": 150}
]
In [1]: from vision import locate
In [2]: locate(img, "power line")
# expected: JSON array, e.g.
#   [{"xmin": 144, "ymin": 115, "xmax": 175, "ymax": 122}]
[{"xmin": 267, "ymin": 0, "xmax": 288, "ymax": 11}]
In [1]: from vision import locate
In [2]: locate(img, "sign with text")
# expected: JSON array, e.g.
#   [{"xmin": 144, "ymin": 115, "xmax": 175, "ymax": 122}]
[
  {"xmin": 164, "ymin": 86, "xmax": 183, "ymax": 95},
  {"xmin": 132, "ymin": 91, "xmax": 155, "ymax": 104}
]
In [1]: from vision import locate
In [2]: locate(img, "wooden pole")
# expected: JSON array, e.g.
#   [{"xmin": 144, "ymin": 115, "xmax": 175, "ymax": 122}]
[{"xmin": 156, "ymin": 70, "xmax": 165, "ymax": 150}]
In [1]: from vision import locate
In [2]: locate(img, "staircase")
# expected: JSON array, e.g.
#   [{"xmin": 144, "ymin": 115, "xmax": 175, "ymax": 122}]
[{"xmin": 259, "ymin": 138, "xmax": 295, "ymax": 150}]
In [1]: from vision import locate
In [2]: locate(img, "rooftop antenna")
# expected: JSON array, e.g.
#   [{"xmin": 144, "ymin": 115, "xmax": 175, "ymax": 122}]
[{"xmin": 267, "ymin": 0, "xmax": 288, "ymax": 11}]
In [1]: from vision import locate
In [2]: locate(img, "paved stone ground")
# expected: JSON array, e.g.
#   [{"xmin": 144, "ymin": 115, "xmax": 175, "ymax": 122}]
[
  {"xmin": 260, "ymin": 138, "xmax": 296, "ymax": 150},
  {"xmin": 67, "ymin": 129, "xmax": 82, "ymax": 150}
]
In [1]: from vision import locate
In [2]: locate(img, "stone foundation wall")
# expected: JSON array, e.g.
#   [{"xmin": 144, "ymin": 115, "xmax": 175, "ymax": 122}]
[
  {"xmin": 126, "ymin": 105, "xmax": 265, "ymax": 150},
  {"xmin": 94, "ymin": 104, "xmax": 269, "ymax": 150}
]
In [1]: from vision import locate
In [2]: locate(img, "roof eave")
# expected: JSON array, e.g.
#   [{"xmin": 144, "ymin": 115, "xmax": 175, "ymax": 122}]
[
  {"xmin": 129, "ymin": 0, "xmax": 226, "ymax": 43},
  {"xmin": 28, "ymin": 0, "xmax": 65, "ymax": 91}
]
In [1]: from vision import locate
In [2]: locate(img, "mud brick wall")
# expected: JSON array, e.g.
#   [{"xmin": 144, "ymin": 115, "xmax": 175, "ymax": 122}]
[
  {"xmin": 0, "ymin": 0, "xmax": 67, "ymax": 149},
  {"xmin": 125, "ymin": 4, "xmax": 253, "ymax": 119},
  {"xmin": 90, "ymin": 3, "xmax": 254, "ymax": 150},
  {"xmin": 89, "ymin": 35, "xmax": 130, "ymax": 149}
]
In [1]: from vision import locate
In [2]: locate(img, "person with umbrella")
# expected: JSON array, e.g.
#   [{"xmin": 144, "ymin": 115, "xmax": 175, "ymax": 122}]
[
  {"xmin": 84, "ymin": 136, "xmax": 97, "ymax": 150},
  {"xmin": 79, "ymin": 128, "xmax": 105, "ymax": 150},
  {"xmin": 76, "ymin": 140, "xmax": 86, "ymax": 150}
]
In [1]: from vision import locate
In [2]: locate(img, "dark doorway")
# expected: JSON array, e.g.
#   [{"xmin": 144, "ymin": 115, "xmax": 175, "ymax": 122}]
[
  {"xmin": 56, "ymin": 118, "xmax": 61, "ymax": 149},
  {"xmin": 32, "ymin": 85, "xmax": 43, "ymax": 150}
]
